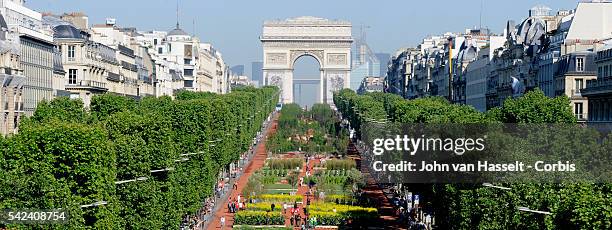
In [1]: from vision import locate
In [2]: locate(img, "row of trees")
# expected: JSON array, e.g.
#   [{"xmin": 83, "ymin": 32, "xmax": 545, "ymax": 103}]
[
  {"xmin": 333, "ymin": 89, "xmax": 611, "ymax": 229},
  {"xmin": 0, "ymin": 87, "xmax": 279, "ymax": 229}
]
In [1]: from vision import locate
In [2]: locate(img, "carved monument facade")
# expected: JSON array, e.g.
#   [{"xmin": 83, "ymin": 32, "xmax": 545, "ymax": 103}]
[{"xmin": 261, "ymin": 16, "xmax": 352, "ymax": 104}]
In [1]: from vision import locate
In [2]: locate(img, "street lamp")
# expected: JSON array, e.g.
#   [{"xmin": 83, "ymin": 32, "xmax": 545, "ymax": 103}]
[
  {"xmin": 180, "ymin": 152, "xmax": 199, "ymax": 157},
  {"xmin": 115, "ymin": 176, "xmax": 148, "ymax": 185},
  {"xmin": 174, "ymin": 158, "xmax": 190, "ymax": 162},
  {"xmin": 150, "ymin": 167, "xmax": 174, "ymax": 173},
  {"xmin": 80, "ymin": 201, "xmax": 108, "ymax": 208},
  {"xmin": 482, "ymin": 183, "xmax": 511, "ymax": 190},
  {"xmin": 517, "ymin": 206, "xmax": 551, "ymax": 215}
]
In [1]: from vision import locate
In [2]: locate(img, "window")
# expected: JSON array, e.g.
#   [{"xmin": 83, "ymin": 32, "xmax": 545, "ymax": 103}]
[
  {"xmin": 184, "ymin": 59, "xmax": 191, "ymax": 65},
  {"xmin": 68, "ymin": 69, "xmax": 77, "ymax": 85},
  {"xmin": 184, "ymin": 69, "xmax": 194, "ymax": 76},
  {"xmin": 68, "ymin": 45, "xmax": 75, "ymax": 60},
  {"xmin": 70, "ymin": 94, "xmax": 80, "ymax": 100},
  {"xmin": 576, "ymin": 57, "xmax": 584, "ymax": 72},
  {"xmin": 575, "ymin": 79, "xmax": 583, "ymax": 91},
  {"xmin": 574, "ymin": 103, "xmax": 583, "ymax": 119},
  {"xmin": 158, "ymin": 47, "xmax": 163, "ymax": 54},
  {"xmin": 153, "ymin": 39, "xmax": 158, "ymax": 45}
]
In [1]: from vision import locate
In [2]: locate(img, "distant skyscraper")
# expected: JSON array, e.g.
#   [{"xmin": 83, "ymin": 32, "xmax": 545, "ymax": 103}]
[
  {"xmin": 230, "ymin": 65, "xmax": 244, "ymax": 76},
  {"xmin": 376, "ymin": 53, "xmax": 390, "ymax": 77},
  {"xmin": 251, "ymin": 61, "xmax": 263, "ymax": 84},
  {"xmin": 350, "ymin": 28, "xmax": 379, "ymax": 91}
]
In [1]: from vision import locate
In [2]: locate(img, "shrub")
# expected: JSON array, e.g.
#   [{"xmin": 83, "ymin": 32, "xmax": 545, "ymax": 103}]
[
  {"xmin": 324, "ymin": 159, "xmax": 356, "ymax": 170},
  {"xmin": 310, "ymin": 211, "xmax": 344, "ymax": 226},
  {"xmin": 245, "ymin": 202, "xmax": 282, "ymax": 212},
  {"xmin": 234, "ymin": 211, "xmax": 284, "ymax": 225},
  {"xmin": 267, "ymin": 158, "xmax": 303, "ymax": 170},
  {"xmin": 309, "ymin": 203, "xmax": 378, "ymax": 224},
  {"xmin": 324, "ymin": 195, "xmax": 356, "ymax": 204},
  {"xmin": 257, "ymin": 194, "xmax": 303, "ymax": 203}
]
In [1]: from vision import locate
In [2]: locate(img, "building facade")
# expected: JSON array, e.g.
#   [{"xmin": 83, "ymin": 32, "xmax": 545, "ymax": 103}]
[
  {"xmin": 2, "ymin": 0, "xmax": 55, "ymax": 116},
  {"xmin": 357, "ymin": 76, "xmax": 383, "ymax": 95},
  {"xmin": 583, "ymin": 46, "xmax": 612, "ymax": 122},
  {"xmin": 0, "ymin": 12, "xmax": 24, "ymax": 135},
  {"xmin": 384, "ymin": 1, "xmax": 611, "ymax": 119}
]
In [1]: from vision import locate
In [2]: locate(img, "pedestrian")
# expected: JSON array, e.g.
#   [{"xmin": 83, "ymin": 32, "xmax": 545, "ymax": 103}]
[
  {"xmin": 233, "ymin": 181, "xmax": 238, "ymax": 190},
  {"xmin": 271, "ymin": 203, "xmax": 275, "ymax": 212},
  {"xmin": 220, "ymin": 216, "xmax": 225, "ymax": 229},
  {"xmin": 290, "ymin": 216, "xmax": 294, "ymax": 227},
  {"xmin": 227, "ymin": 200, "xmax": 231, "ymax": 213}
]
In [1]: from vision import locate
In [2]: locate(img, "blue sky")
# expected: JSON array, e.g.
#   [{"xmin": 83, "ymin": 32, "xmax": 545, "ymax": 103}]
[{"xmin": 28, "ymin": 0, "xmax": 578, "ymax": 71}]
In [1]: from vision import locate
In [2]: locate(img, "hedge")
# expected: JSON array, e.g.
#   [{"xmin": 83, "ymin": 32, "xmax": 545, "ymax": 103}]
[
  {"xmin": 257, "ymin": 194, "xmax": 303, "ymax": 203},
  {"xmin": 234, "ymin": 211, "xmax": 285, "ymax": 225}
]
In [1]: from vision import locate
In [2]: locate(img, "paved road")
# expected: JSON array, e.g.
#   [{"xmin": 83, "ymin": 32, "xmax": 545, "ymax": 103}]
[{"xmin": 206, "ymin": 114, "xmax": 279, "ymax": 229}]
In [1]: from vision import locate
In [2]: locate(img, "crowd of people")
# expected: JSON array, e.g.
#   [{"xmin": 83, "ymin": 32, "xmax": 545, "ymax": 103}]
[
  {"xmin": 226, "ymin": 195, "xmax": 247, "ymax": 213},
  {"xmin": 387, "ymin": 188, "xmax": 431, "ymax": 230}
]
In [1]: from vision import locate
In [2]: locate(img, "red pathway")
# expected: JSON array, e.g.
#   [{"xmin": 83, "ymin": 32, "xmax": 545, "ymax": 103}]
[
  {"xmin": 208, "ymin": 114, "xmax": 279, "ymax": 229},
  {"xmin": 284, "ymin": 157, "xmax": 320, "ymax": 229},
  {"xmin": 349, "ymin": 141, "xmax": 407, "ymax": 230}
]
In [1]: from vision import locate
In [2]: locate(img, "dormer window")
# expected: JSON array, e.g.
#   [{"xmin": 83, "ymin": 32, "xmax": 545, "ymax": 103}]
[{"xmin": 576, "ymin": 57, "xmax": 584, "ymax": 72}]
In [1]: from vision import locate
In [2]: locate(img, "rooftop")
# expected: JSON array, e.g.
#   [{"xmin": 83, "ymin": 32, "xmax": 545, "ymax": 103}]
[
  {"xmin": 264, "ymin": 16, "xmax": 351, "ymax": 25},
  {"xmin": 168, "ymin": 23, "xmax": 189, "ymax": 36}
]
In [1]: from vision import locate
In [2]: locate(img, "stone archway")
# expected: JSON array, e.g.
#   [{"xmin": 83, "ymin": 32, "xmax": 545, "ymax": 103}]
[{"xmin": 261, "ymin": 16, "xmax": 353, "ymax": 104}]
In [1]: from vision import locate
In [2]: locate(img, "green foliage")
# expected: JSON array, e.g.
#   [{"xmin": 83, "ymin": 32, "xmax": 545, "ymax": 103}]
[
  {"xmin": 324, "ymin": 159, "xmax": 356, "ymax": 170},
  {"xmin": 90, "ymin": 94, "xmax": 136, "ymax": 119},
  {"xmin": 257, "ymin": 194, "xmax": 303, "ymax": 203},
  {"xmin": 496, "ymin": 89, "xmax": 577, "ymax": 123},
  {"xmin": 309, "ymin": 103, "xmax": 335, "ymax": 127},
  {"xmin": 174, "ymin": 90, "xmax": 216, "ymax": 100},
  {"xmin": 1, "ymin": 86, "xmax": 280, "ymax": 229},
  {"xmin": 1, "ymin": 121, "xmax": 119, "ymax": 229},
  {"xmin": 267, "ymin": 158, "xmax": 303, "ymax": 170},
  {"xmin": 309, "ymin": 203, "xmax": 378, "ymax": 226},
  {"xmin": 29, "ymin": 97, "xmax": 86, "ymax": 124},
  {"xmin": 334, "ymin": 90, "xmax": 610, "ymax": 229},
  {"xmin": 267, "ymin": 103, "xmax": 347, "ymax": 155},
  {"xmin": 234, "ymin": 211, "xmax": 284, "ymax": 225}
]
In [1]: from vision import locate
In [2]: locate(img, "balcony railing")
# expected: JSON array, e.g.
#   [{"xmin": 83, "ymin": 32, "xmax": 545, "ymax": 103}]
[
  {"xmin": 583, "ymin": 77, "xmax": 612, "ymax": 95},
  {"xmin": 66, "ymin": 80, "xmax": 108, "ymax": 91},
  {"xmin": 107, "ymin": 72, "xmax": 121, "ymax": 82}
]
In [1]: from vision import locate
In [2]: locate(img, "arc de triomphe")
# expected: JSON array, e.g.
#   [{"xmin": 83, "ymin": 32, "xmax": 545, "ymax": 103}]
[{"xmin": 261, "ymin": 16, "xmax": 352, "ymax": 104}]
